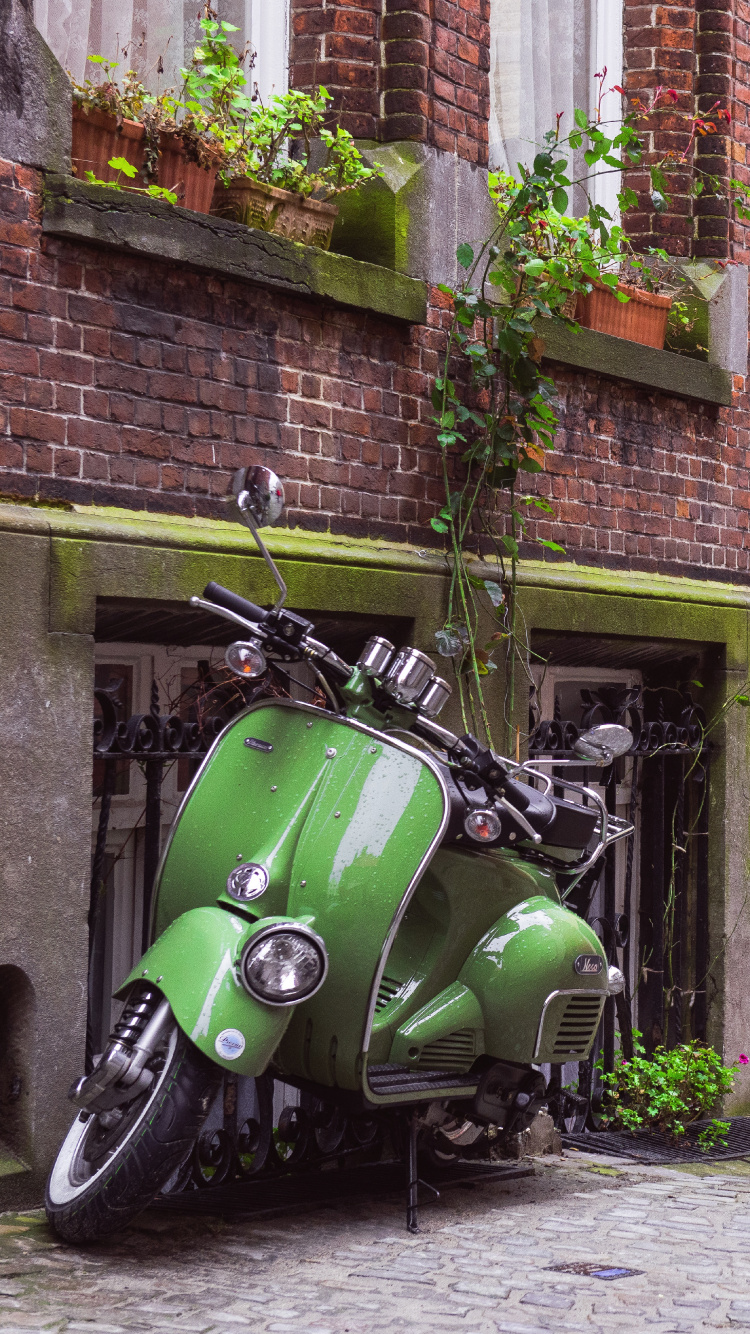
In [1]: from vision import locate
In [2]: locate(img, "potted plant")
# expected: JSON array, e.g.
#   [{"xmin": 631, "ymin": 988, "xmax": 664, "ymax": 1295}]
[
  {"xmin": 575, "ymin": 253, "xmax": 675, "ymax": 350},
  {"xmin": 177, "ymin": 12, "xmax": 379, "ymax": 248},
  {"xmin": 212, "ymin": 90, "xmax": 379, "ymax": 250},
  {"xmin": 68, "ymin": 51, "xmax": 226, "ymax": 213},
  {"xmin": 69, "ymin": 58, "xmax": 148, "ymax": 184}
]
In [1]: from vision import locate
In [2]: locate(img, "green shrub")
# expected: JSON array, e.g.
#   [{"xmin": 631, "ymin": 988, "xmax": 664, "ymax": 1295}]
[{"xmin": 600, "ymin": 1031, "xmax": 737, "ymax": 1149}]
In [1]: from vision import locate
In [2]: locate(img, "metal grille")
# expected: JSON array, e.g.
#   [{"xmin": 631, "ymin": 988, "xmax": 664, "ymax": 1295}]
[
  {"xmin": 375, "ymin": 976, "xmax": 401, "ymax": 1011},
  {"xmin": 416, "ymin": 1029, "xmax": 476, "ymax": 1071},
  {"xmin": 552, "ymin": 995, "xmax": 604, "ymax": 1059},
  {"xmin": 564, "ymin": 1117, "xmax": 750, "ymax": 1164}
]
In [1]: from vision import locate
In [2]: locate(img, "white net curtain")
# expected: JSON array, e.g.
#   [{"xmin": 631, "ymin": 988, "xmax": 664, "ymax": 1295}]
[
  {"xmin": 33, "ymin": 0, "xmax": 288, "ymax": 105},
  {"xmin": 489, "ymin": 0, "xmax": 623, "ymax": 216}
]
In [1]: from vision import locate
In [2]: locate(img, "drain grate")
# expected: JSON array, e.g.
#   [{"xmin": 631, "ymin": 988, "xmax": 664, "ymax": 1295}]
[
  {"xmin": 548, "ymin": 1262, "xmax": 644, "ymax": 1281},
  {"xmin": 564, "ymin": 1115, "xmax": 750, "ymax": 1164}
]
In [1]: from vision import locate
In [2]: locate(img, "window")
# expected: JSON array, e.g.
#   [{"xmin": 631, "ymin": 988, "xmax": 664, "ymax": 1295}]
[
  {"xmin": 489, "ymin": 0, "xmax": 623, "ymax": 218},
  {"xmin": 33, "ymin": 0, "xmax": 288, "ymax": 106}
]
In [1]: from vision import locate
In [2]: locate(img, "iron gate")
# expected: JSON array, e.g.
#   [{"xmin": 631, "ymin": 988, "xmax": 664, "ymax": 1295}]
[{"xmin": 529, "ymin": 682, "xmax": 710, "ymax": 1130}]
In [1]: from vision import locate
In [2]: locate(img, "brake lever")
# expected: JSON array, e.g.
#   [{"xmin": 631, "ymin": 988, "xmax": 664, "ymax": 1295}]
[{"xmin": 190, "ymin": 595, "xmax": 266, "ymax": 637}]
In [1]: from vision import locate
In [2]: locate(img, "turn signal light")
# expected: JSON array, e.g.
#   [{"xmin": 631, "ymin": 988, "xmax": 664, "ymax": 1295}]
[{"xmin": 464, "ymin": 808, "xmax": 502, "ymax": 842}]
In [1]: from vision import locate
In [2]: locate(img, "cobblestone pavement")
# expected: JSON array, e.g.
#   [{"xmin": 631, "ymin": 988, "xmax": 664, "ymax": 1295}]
[{"xmin": 4, "ymin": 1153, "xmax": 750, "ymax": 1333}]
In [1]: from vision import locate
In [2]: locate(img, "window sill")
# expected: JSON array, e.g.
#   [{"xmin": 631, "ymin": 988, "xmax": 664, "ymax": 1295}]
[
  {"xmin": 41, "ymin": 175, "xmax": 428, "ymax": 325},
  {"xmin": 539, "ymin": 319, "xmax": 733, "ymax": 406}
]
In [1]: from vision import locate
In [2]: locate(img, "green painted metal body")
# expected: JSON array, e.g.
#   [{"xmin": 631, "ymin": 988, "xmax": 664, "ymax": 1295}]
[{"xmin": 121, "ymin": 698, "xmax": 608, "ymax": 1095}]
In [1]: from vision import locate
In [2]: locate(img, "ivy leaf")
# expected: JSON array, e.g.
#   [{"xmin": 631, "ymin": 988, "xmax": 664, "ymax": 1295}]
[
  {"xmin": 552, "ymin": 186, "xmax": 569, "ymax": 214},
  {"xmin": 483, "ymin": 579, "xmax": 504, "ymax": 607},
  {"xmin": 497, "ymin": 327, "xmax": 522, "ymax": 357},
  {"xmin": 456, "ymin": 243, "xmax": 474, "ymax": 269}
]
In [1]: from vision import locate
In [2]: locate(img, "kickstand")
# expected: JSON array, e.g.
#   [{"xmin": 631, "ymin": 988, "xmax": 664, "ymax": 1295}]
[{"xmin": 405, "ymin": 1116, "xmax": 441, "ymax": 1233}]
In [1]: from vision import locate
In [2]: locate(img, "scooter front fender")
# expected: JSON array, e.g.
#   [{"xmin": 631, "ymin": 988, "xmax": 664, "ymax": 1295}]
[{"xmin": 116, "ymin": 907, "xmax": 295, "ymax": 1076}]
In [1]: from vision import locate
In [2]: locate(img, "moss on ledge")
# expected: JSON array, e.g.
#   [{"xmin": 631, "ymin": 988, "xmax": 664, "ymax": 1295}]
[
  {"xmin": 540, "ymin": 320, "xmax": 733, "ymax": 406},
  {"xmin": 41, "ymin": 176, "xmax": 428, "ymax": 325}
]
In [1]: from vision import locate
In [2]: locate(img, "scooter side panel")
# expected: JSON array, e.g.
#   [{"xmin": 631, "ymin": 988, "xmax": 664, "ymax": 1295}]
[
  {"xmin": 153, "ymin": 703, "xmax": 333, "ymax": 938},
  {"xmin": 458, "ymin": 896, "xmax": 608, "ymax": 1063},
  {"xmin": 116, "ymin": 907, "xmax": 291, "ymax": 1076},
  {"xmin": 151, "ymin": 700, "xmax": 447, "ymax": 1091},
  {"xmin": 277, "ymin": 732, "xmax": 448, "ymax": 1090}
]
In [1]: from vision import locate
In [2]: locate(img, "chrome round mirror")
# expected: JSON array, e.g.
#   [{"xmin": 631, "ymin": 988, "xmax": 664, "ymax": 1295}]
[
  {"xmin": 573, "ymin": 723, "xmax": 633, "ymax": 763},
  {"xmin": 232, "ymin": 466, "xmax": 285, "ymax": 528}
]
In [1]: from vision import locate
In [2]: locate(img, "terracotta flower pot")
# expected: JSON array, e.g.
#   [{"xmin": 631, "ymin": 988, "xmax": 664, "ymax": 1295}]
[
  {"xmin": 156, "ymin": 132, "xmax": 218, "ymax": 214},
  {"xmin": 72, "ymin": 105, "xmax": 146, "ymax": 183},
  {"xmin": 576, "ymin": 281, "xmax": 673, "ymax": 350},
  {"xmin": 211, "ymin": 177, "xmax": 339, "ymax": 250}
]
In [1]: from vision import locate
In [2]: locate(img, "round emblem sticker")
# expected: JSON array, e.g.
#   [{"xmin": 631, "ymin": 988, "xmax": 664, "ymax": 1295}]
[{"xmin": 215, "ymin": 1028, "xmax": 246, "ymax": 1061}]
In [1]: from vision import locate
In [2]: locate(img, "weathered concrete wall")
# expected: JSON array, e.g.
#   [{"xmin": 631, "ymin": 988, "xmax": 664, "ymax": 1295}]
[
  {"xmin": 0, "ymin": 0, "xmax": 70, "ymax": 173},
  {"xmin": 0, "ymin": 514, "xmax": 91, "ymax": 1208}
]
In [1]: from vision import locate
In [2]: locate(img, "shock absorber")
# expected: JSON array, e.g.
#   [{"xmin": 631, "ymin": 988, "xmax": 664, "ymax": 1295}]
[{"xmin": 111, "ymin": 985, "xmax": 161, "ymax": 1047}]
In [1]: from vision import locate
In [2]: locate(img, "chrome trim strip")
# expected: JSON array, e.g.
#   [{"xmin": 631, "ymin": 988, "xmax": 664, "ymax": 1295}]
[{"xmin": 533, "ymin": 987, "xmax": 606, "ymax": 1061}]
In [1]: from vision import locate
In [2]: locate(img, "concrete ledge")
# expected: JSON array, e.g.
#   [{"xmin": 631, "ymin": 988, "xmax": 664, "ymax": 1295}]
[
  {"xmin": 540, "ymin": 320, "xmax": 733, "ymax": 406},
  {"xmin": 41, "ymin": 176, "xmax": 428, "ymax": 325}
]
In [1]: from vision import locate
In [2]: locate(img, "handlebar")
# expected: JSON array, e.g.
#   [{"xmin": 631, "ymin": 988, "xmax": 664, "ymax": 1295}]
[{"xmin": 203, "ymin": 582, "xmax": 270, "ymax": 625}]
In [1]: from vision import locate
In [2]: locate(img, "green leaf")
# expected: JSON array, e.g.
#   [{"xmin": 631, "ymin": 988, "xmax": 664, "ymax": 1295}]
[
  {"xmin": 574, "ymin": 107, "xmax": 588, "ymax": 128},
  {"xmin": 524, "ymin": 258, "xmax": 545, "ymax": 277},
  {"xmin": 456, "ymin": 243, "xmax": 474, "ymax": 269},
  {"xmin": 437, "ymin": 283, "xmax": 455, "ymax": 296},
  {"xmin": 430, "ymin": 517, "xmax": 449, "ymax": 533},
  {"xmin": 552, "ymin": 186, "xmax": 569, "ymax": 214},
  {"xmin": 537, "ymin": 538, "xmax": 565, "ymax": 553},
  {"xmin": 108, "ymin": 156, "xmax": 138, "ymax": 177},
  {"xmin": 533, "ymin": 152, "xmax": 553, "ymax": 175},
  {"xmin": 483, "ymin": 580, "xmax": 504, "ymax": 607},
  {"xmin": 502, "ymin": 534, "xmax": 519, "ymax": 558}
]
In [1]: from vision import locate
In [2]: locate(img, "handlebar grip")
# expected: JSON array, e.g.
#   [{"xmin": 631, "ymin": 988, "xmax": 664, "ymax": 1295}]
[{"xmin": 203, "ymin": 582, "xmax": 269, "ymax": 624}]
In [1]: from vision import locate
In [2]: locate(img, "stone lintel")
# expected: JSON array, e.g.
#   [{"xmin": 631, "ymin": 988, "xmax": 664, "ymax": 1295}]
[
  {"xmin": 540, "ymin": 320, "xmax": 733, "ymax": 406},
  {"xmin": 41, "ymin": 176, "xmax": 428, "ymax": 325}
]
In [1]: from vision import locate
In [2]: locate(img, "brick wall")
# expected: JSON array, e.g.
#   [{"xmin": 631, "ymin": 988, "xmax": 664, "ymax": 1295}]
[
  {"xmin": 0, "ymin": 159, "xmax": 451, "ymax": 544},
  {"xmin": 517, "ymin": 363, "xmax": 747, "ymax": 580},
  {"xmin": 2, "ymin": 158, "xmax": 750, "ymax": 583},
  {"xmin": 623, "ymin": 0, "xmax": 750, "ymax": 262},
  {"xmin": 289, "ymin": 0, "xmax": 490, "ymax": 165}
]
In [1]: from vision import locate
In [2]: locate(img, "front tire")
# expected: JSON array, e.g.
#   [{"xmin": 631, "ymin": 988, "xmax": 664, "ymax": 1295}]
[{"xmin": 46, "ymin": 1022, "xmax": 219, "ymax": 1243}]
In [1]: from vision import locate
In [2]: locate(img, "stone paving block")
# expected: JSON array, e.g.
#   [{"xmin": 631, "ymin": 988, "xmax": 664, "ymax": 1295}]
[{"xmin": 520, "ymin": 1290, "xmax": 575, "ymax": 1309}]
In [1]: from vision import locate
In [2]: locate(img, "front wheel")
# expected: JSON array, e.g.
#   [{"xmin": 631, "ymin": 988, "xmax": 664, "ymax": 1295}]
[{"xmin": 46, "ymin": 1021, "xmax": 219, "ymax": 1243}]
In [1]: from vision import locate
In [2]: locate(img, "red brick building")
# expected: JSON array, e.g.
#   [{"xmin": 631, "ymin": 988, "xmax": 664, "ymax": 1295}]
[{"xmin": 1, "ymin": 0, "xmax": 750, "ymax": 1204}]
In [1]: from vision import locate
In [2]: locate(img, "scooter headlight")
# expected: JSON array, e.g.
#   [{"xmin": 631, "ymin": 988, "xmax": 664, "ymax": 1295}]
[
  {"xmin": 464, "ymin": 808, "xmax": 503, "ymax": 842},
  {"xmin": 225, "ymin": 640, "xmax": 267, "ymax": 679},
  {"xmin": 239, "ymin": 925, "xmax": 328, "ymax": 1006}
]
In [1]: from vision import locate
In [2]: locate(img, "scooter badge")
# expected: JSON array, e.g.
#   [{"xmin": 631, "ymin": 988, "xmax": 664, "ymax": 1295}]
[
  {"xmin": 574, "ymin": 954, "xmax": 603, "ymax": 975},
  {"xmin": 215, "ymin": 1029, "xmax": 246, "ymax": 1060},
  {"xmin": 227, "ymin": 863, "xmax": 269, "ymax": 901}
]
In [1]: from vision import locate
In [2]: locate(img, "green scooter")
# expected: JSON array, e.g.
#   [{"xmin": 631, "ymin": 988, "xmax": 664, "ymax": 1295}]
[{"xmin": 46, "ymin": 466, "xmax": 633, "ymax": 1242}]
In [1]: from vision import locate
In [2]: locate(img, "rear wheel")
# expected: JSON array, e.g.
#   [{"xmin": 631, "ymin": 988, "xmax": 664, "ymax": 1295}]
[{"xmin": 46, "ymin": 1022, "xmax": 219, "ymax": 1243}]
